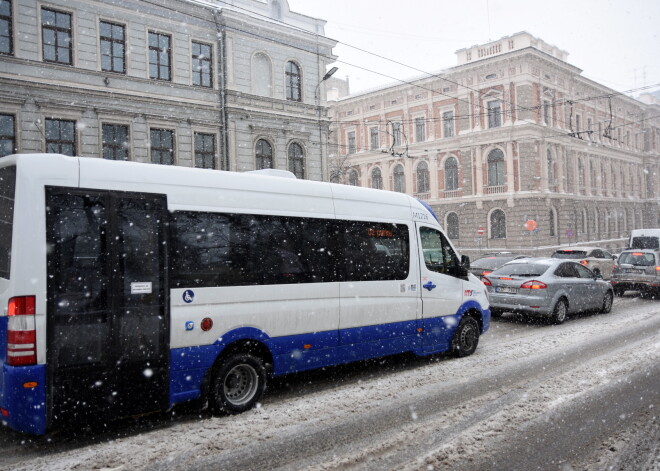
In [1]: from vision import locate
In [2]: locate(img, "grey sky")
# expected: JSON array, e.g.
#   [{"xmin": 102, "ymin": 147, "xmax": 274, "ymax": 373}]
[{"xmin": 288, "ymin": 0, "xmax": 660, "ymax": 95}]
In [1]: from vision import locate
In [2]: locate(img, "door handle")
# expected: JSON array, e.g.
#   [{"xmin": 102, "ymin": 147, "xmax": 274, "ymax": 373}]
[{"xmin": 423, "ymin": 281, "xmax": 437, "ymax": 291}]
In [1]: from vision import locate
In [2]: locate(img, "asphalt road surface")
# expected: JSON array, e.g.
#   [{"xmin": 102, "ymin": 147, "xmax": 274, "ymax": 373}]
[{"xmin": 1, "ymin": 293, "xmax": 658, "ymax": 471}]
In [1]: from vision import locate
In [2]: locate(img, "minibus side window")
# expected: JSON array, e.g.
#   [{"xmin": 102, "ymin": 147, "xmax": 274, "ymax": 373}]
[
  {"xmin": 0, "ymin": 166, "xmax": 15, "ymax": 279},
  {"xmin": 420, "ymin": 227, "xmax": 460, "ymax": 276}
]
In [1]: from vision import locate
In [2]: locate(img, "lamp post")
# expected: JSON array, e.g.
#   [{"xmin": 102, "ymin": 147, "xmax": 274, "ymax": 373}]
[{"xmin": 315, "ymin": 66, "xmax": 338, "ymax": 182}]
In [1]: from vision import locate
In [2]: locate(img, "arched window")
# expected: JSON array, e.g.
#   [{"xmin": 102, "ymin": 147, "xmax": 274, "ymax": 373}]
[
  {"xmin": 487, "ymin": 149, "xmax": 505, "ymax": 187},
  {"xmin": 490, "ymin": 209, "xmax": 506, "ymax": 239},
  {"xmin": 288, "ymin": 142, "xmax": 304, "ymax": 178},
  {"xmin": 255, "ymin": 139, "xmax": 273, "ymax": 169},
  {"xmin": 348, "ymin": 169, "xmax": 359, "ymax": 186},
  {"xmin": 252, "ymin": 53, "xmax": 272, "ymax": 97},
  {"xmin": 371, "ymin": 167, "xmax": 383, "ymax": 190},
  {"xmin": 285, "ymin": 61, "xmax": 301, "ymax": 102},
  {"xmin": 578, "ymin": 159, "xmax": 585, "ymax": 190},
  {"xmin": 445, "ymin": 157, "xmax": 459, "ymax": 191},
  {"xmin": 547, "ymin": 149, "xmax": 555, "ymax": 187},
  {"xmin": 447, "ymin": 212, "xmax": 459, "ymax": 239},
  {"xmin": 549, "ymin": 208, "xmax": 556, "ymax": 237},
  {"xmin": 416, "ymin": 161, "xmax": 429, "ymax": 193},
  {"xmin": 393, "ymin": 164, "xmax": 405, "ymax": 193}
]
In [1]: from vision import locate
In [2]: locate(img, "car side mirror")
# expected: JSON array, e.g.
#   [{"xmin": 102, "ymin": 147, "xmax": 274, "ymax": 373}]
[{"xmin": 595, "ymin": 273, "xmax": 603, "ymax": 280}]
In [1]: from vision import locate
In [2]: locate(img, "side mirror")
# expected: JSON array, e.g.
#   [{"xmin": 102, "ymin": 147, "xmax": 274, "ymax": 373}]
[
  {"xmin": 595, "ymin": 273, "xmax": 603, "ymax": 280},
  {"xmin": 461, "ymin": 255, "xmax": 471, "ymax": 270}
]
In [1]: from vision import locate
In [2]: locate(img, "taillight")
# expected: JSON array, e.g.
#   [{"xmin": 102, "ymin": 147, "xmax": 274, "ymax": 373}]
[
  {"xmin": 520, "ymin": 280, "xmax": 547, "ymax": 289},
  {"xmin": 7, "ymin": 296, "xmax": 37, "ymax": 366},
  {"xmin": 482, "ymin": 277, "xmax": 492, "ymax": 286},
  {"xmin": 481, "ymin": 270, "xmax": 492, "ymax": 277},
  {"xmin": 580, "ymin": 260, "xmax": 588, "ymax": 266}
]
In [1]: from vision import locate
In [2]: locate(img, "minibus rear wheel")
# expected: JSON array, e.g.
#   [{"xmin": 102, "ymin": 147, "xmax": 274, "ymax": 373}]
[
  {"xmin": 451, "ymin": 316, "xmax": 480, "ymax": 357},
  {"xmin": 210, "ymin": 353, "xmax": 267, "ymax": 414}
]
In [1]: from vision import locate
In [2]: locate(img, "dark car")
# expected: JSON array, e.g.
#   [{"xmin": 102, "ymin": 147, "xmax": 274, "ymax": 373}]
[
  {"xmin": 469, "ymin": 252, "xmax": 528, "ymax": 280},
  {"xmin": 610, "ymin": 249, "xmax": 660, "ymax": 298},
  {"xmin": 551, "ymin": 246, "xmax": 617, "ymax": 279}
]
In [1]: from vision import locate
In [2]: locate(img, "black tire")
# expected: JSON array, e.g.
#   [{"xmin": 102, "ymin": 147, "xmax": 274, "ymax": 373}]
[
  {"xmin": 451, "ymin": 316, "xmax": 480, "ymax": 357},
  {"xmin": 490, "ymin": 308, "xmax": 504, "ymax": 318},
  {"xmin": 550, "ymin": 298, "xmax": 568, "ymax": 325},
  {"xmin": 210, "ymin": 353, "xmax": 267, "ymax": 414},
  {"xmin": 600, "ymin": 290, "xmax": 613, "ymax": 313}
]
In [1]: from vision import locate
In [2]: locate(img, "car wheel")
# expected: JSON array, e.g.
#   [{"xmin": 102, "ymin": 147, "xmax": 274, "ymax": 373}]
[
  {"xmin": 600, "ymin": 290, "xmax": 613, "ymax": 313},
  {"xmin": 490, "ymin": 308, "xmax": 503, "ymax": 318},
  {"xmin": 550, "ymin": 299, "xmax": 568, "ymax": 325},
  {"xmin": 210, "ymin": 353, "xmax": 267, "ymax": 414},
  {"xmin": 451, "ymin": 316, "xmax": 480, "ymax": 357}
]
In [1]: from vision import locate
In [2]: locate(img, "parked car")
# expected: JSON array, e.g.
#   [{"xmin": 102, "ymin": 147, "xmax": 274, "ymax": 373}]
[
  {"xmin": 483, "ymin": 258, "xmax": 614, "ymax": 324},
  {"xmin": 469, "ymin": 252, "xmax": 528, "ymax": 280},
  {"xmin": 610, "ymin": 249, "xmax": 660, "ymax": 298},
  {"xmin": 551, "ymin": 246, "xmax": 617, "ymax": 279}
]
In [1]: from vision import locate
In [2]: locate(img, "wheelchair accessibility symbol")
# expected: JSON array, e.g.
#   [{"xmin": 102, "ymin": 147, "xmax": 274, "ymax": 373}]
[{"xmin": 183, "ymin": 289, "xmax": 195, "ymax": 303}]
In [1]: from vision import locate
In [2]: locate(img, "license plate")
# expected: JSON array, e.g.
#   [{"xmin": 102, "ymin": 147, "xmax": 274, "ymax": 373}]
[
  {"xmin": 496, "ymin": 287, "xmax": 518, "ymax": 294},
  {"xmin": 624, "ymin": 269, "xmax": 642, "ymax": 274}
]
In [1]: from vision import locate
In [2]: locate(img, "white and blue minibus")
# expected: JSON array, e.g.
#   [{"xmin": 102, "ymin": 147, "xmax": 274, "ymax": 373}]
[{"xmin": 0, "ymin": 154, "xmax": 490, "ymax": 435}]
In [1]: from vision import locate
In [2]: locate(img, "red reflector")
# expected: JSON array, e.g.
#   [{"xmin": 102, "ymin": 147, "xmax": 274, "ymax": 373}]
[
  {"xmin": 200, "ymin": 317, "xmax": 213, "ymax": 332},
  {"xmin": 0, "ymin": 408, "xmax": 8, "ymax": 417},
  {"xmin": 520, "ymin": 280, "xmax": 547, "ymax": 289}
]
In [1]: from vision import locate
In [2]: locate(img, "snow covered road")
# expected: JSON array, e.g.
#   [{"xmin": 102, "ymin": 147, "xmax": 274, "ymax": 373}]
[{"xmin": 1, "ymin": 294, "xmax": 658, "ymax": 471}]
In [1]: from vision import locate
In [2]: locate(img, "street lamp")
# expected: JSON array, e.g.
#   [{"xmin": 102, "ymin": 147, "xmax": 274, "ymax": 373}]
[{"xmin": 315, "ymin": 66, "xmax": 338, "ymax": 181}]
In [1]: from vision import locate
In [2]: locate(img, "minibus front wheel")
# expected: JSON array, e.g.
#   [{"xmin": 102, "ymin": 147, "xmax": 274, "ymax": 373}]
[
  {"xmin": 451, "ymin": 315, "xmax": 480, "ymax": 357},
  {"xmin": 210, "ymin": 353, "xmax": 267, "ymax": 414}
]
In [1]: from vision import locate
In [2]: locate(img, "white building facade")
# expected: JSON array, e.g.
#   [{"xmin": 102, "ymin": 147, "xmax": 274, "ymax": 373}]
[{"xmin": 330, "ymin": 32, "xmax": 660, "ymax": 254}]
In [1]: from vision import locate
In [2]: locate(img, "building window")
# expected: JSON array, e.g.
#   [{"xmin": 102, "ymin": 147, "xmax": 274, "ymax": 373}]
[
  {"xmin": 371, "ymin": 167, "xmax": 382, "ymax": 190},
  {"xmin": 578, "ymin": 158, "xmax": 585, "ymax": 189},
  {"xmin": 348, "ymin": 169, "xmax": 359, "ymax": 186},
  {"xmin": 100, "ymin": 21, "xmax": 125, "ymax": 73},
  {"xmin": 148, "ymin": 31, "xmax": 171, "ymax": 81},
  {"xmin": 445, "ymin": 157, "xmax": 459, "ymax": 191},
  {"xmin": 347, "ymin": 131, "xmax": 356, "ymax": 154},
  {"xmin": 393, "ymin": 164, "xmax": 405, "ymax": 193},
  {"xmin": 415, "ymin": 117, "xmax": 425, "ymax": 142},
  {"xmin": 416, "ymin": 161, "xmax": 429, "ymax": 193},
  {"xmin": 255, "ymin": 138, "xmax": 272, "ymax": 169},
  {"xmin": 490, "ymin": 209, "xmax": 506, "ymax": 239},
  {"xmin": 0, "ymin": 0, "xmax": 13, "ymax": 56},
  {"xmin": 288, "ymin": 142, "xmax": 304, "ymax": 178},
  {"xmin": 543, "ymin": 100, "xmax": 551, "ymax": 125},
  {"xmin": 370, "ymin": 127, "xmax": 379, "ymax": 150},
  {"xmin": 487, "ymin": 148, "xmax": 505, "ymax": 186},
  {"xmin": 443, "ymin": 111, "xmax": 454, "ymax": 137},
  {"xmin": 547, "ymin": 149, "xmax": 555, "ymax": 186},
  {"xmin": 42, "ymin": 8, "xmax": 72, "ymax": 65},
  {"xmin": 150, "ymin": 128, "xmax": 174, "ymax": 165},
  {"xmin": 102, "ymin": 123, "xmax": 129, "ymax": 160},
  {"xmin": 285, "ymin": 61, "xmax": 301, "ymax": 101},
  {"xmin": 487, "ymin": 100, "xmax": 502, "ymax": 128},
  {"xmin": 575, "ymin": 114, "xmax": 581, "ymax": 133},
  {"xmin": 194, "ymin": 132, "xmax": 215, "ymax": 169},
  {"xmin": 0, "ymin": 113, "xmax": 15, "ymax": 157},
  {"xmin": 392, "ymin": 122, "xmax": 401, "ymax": 146},
  {"xmin": 192, "ymin": 41, "xmax": 212, "ymax": 87},
  {"xmin": 45, "ymin": 119, "xmax": 75, "ymax": 155},
  {"xmin": 446, "ymin": 212, "xmax": 459, "ymax": 239},
  {"xmin": 252, "ymin": 53, "xmax": 272, "ymax": 96}
]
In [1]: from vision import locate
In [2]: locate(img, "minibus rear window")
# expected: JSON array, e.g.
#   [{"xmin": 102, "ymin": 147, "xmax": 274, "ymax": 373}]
[{"xmin": 0, "ymin": 166, "xmax": 16, "ymax": 279}]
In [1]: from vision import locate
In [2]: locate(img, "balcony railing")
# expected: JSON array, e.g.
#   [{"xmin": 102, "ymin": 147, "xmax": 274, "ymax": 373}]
[
  {"xmin": 414, "ymin": 192, "xmax": 430, "ymax": 200},
  {"xmin": 484, "ymin": 185, "xmax": 506, "ymax": 195},
  {"xmin": 443, "ymin": 189, "xmax": 459, "ymax": 198}
]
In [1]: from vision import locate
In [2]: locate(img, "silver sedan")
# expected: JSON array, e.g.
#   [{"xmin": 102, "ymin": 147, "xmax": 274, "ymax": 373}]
[{"xmin": 483, "ymin": 258, "xmax": 614, "ymax": 324}]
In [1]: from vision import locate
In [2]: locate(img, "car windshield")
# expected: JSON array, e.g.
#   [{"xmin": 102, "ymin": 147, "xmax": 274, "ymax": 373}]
[
  {"xmin": 552, "ymin": 250, "xmax": 587, "ymax": 259},
  {"xmin": 471, "ymin": 255, "xmax": 522, "ymax": 270},
  {"xmin": 630, "ymin": 237, "xmax": 659, "ymax": 250},
  {"xmin": 618, "ymin": 252, "xmax": 656, "ymax": 266},
  {"xmin": 490, "ymin": 263, "xmax": 550, "ymax": 277}
]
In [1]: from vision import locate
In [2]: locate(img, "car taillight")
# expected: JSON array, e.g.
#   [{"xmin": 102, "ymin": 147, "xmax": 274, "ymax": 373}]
[
  {"xmin": 580, "ymin": 260, "xmax": 588, "ymax": 266},
  {"xmin": 482, "ymin": 277, "xmax": 492, "ymax": 286},
  {"xmin": 7, "ymin": 296, "xmax": 37, "ymax": 366},
  {"xmin": 481, "ymin": 270, "xmax": 492, "ymax": 277},
  {"xmin": 520, "ymin": 280, "xmax": 547, "ymax": 289}
]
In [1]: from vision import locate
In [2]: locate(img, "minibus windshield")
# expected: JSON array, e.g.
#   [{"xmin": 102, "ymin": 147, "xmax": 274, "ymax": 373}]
[{"xmin": 0, "ymin": 165, "xmax": 16, "ymax": 279}]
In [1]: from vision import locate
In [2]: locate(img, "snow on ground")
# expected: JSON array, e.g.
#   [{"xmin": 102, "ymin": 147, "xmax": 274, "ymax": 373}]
[{"xmin": 2, "ymin": 296, "xmax": 659, "ymax": 471}]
